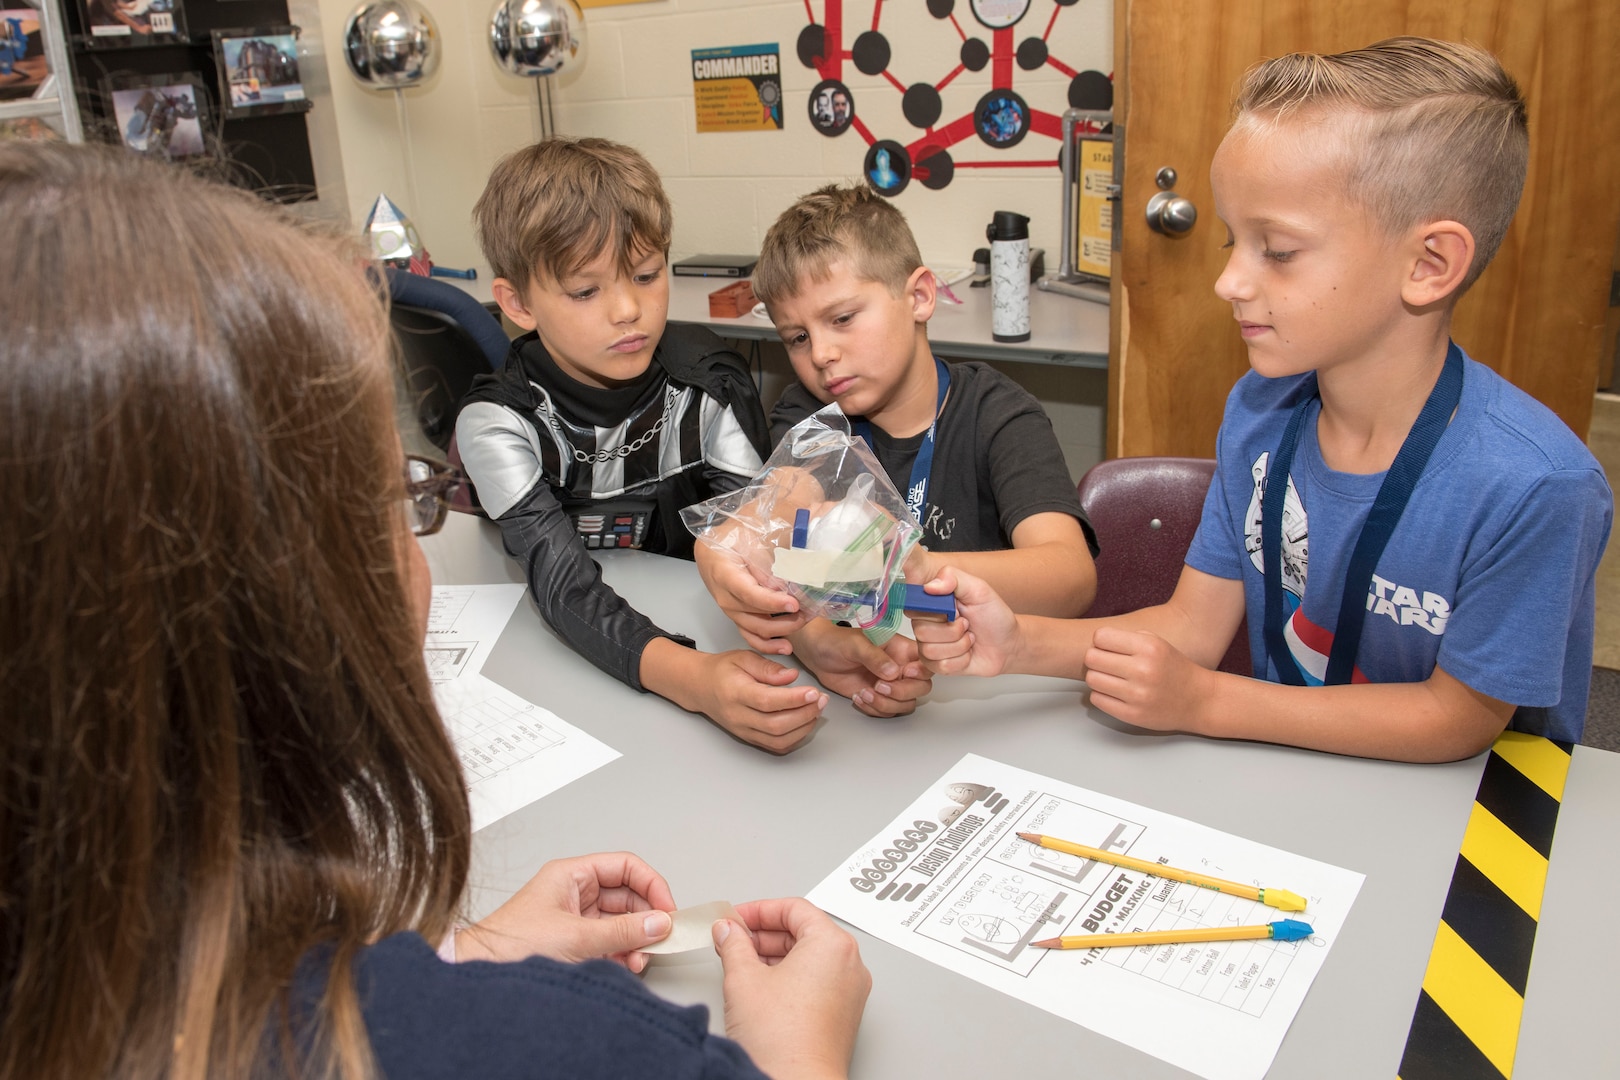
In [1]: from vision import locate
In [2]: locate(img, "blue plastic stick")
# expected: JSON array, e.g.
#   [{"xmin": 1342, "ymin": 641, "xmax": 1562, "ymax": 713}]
[{"xmin": 902, "ymin": 584, "xmax": 956, "ymax": 622}]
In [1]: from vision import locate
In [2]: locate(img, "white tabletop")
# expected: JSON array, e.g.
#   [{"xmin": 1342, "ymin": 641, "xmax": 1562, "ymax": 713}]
[{"xmin": 421, "ymin": 513, "xmax": 1619, "ymax": 1080}]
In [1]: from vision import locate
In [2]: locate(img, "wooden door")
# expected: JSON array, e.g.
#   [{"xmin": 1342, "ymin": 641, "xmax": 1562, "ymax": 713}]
[{"xmin": 1108, "ymin": 0, "xmax": 1620, "ymax": 457}]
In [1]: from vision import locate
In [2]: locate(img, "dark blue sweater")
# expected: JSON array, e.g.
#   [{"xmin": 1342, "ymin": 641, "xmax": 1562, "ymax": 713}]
[{"xmin": 292, "ymin": 933, "xmax": 770, "ymax": 1079}]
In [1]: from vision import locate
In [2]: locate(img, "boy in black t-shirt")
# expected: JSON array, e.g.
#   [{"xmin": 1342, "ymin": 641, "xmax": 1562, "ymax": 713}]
[{"xmin": 696, "ymin": 183, "xmax": 1097, "ymax": 716}]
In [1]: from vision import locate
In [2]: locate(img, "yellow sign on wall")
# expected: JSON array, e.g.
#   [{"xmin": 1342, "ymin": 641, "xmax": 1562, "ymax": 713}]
[
  {"xmin": 1077, "ymin": 138, "xmax": 1113, "ymax": 279},
  {"xmin": 692, "ymin": 44, "xmax": 783, "ymax": 133}
]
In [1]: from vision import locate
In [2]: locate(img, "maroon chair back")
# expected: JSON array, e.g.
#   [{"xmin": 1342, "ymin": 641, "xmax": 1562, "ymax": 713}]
[{"xmin": 1077, "ymin": 456, "xmax": 1252, "ymax": 677}]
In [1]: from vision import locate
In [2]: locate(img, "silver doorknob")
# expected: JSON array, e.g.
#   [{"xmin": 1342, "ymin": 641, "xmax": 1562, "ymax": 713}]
[{"xmin": 1146, "ymin": 190, "xmax": 1198, "ymax": 236}]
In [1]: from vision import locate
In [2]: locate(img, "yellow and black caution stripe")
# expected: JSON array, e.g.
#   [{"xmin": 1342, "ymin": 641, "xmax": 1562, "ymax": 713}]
[{"xmin": 1397, "ymin": 732, "xmax": 1573, "ymax": 1080}]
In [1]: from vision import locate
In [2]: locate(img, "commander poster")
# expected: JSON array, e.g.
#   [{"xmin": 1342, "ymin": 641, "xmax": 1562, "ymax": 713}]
[{"xmin": 692, "ymin": 43, "xmax": 782, "ymax": 133}]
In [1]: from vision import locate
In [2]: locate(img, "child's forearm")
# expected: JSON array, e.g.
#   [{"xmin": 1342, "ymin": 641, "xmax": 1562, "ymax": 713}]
[
  {"xmin": 639, "ymin": 636, "xmax": 707, "ymax": 712},
  {"xmin": 1191, "ymin": 667, "xmax": 1513, "ymax": 763},
  {"xmin": 1003, "ymin": 604, "xmax": 1192, "ymax": 679},
  {"xmin": 998, "ymin": 614, "xmax": 1093, "ymax": 678},
  {"xmin": 922, "ymin": 544, "xmax": 1095, "ymax": 617}
]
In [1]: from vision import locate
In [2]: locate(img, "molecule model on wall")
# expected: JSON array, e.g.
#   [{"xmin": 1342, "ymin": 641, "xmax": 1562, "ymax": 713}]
[{"xmin": 799, "ymin": 0, "xmax": 1112, "ymax": 196}]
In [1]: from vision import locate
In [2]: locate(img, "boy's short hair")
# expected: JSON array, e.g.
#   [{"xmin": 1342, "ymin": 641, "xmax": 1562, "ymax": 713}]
[
  {"xmin": 474, "ymin": 136, "xmax": 671, "ymax": 293},
  {"xmin": 1232, "ymin": 37, "xmax": 1528, "ymax": 291},
  {"xmin": 753, "ymin": 183, "xmax": 923, "ymax": 307}
]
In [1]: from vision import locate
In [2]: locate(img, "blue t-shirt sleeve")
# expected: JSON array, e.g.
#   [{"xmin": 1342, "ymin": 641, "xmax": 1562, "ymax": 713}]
[
  {"xmin": 1185, "ymin": 416, "xmax": 1248, "ymax": 583},
  {"xmin": 1435, "ymin": 466, "xmax": 1612, "ymax": 708}
]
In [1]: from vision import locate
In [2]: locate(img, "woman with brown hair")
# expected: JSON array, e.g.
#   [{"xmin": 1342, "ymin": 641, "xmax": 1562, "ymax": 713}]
[{"xmin": 0, "ymin": 142, "xmax": 868, "ymax": 1080}]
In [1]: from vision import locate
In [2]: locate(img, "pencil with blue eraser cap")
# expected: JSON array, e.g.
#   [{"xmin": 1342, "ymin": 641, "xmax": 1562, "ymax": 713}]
[
  {"xmin": 1017, "ymin": 831, "xmax": 1307, "ymax": 912},
  {"xmin": 1032, "ymin": 919, "xmax": 1314, "ymax": 950}
]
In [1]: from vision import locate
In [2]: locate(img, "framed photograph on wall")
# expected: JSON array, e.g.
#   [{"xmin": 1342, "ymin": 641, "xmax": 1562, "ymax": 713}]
[
  {"xmin": 103, "ymin": 71, "xmax": 209, "ymax": 160},
  {"xmin": 210, "ymin": 26, "xmax": 311, "ymax": 119},
  {"xmin": 78, "ymin": 0, "xmax": 187, "ymax": 48}
]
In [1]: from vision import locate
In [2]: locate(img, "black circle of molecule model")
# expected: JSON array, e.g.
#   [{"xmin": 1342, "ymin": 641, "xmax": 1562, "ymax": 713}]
[{"xmin": 902, "ymin": 82, "xmax": 944, "ymax": 129}]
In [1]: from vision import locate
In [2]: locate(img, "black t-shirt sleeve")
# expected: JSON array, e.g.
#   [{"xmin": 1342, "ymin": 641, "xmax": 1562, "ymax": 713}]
[{"xmin": 972, "ymin": 368, "xmax": 1099, "ymax": 555}]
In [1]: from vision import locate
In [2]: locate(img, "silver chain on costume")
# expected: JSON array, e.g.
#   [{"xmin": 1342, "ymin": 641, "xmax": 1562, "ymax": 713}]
[{"xmin": 531, "ymin": 382, "xmax": 681, "ymax": 465}]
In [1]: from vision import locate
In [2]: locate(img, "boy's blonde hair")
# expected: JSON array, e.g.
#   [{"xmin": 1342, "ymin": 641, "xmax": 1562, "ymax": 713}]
[
  {"xmin": 474, "ymin": 136, "xmax": 671, "ymax": 293},
  {"xmin": 753, "ymin": 183, "xmax": 923, "ymax": 308},
  {"xmin": 1233, "ymin": 37, "xmax": 1527, "ymax": 291}
]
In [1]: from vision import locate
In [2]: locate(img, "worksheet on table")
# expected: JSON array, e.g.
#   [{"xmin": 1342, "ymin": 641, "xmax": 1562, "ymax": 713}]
[
  {"xmin": 424, "ymin": 584, "xmax": 619, "ymax": 831},
  {"xmin": 432, "ymin": 674, "xmax": 619, "ymax": 832},
  {"xmin": 423, "ymin": 584, "xmax": 526, "ymax": 683},
  {"xmin": 807, "ymin": 754, "xmax": 1364, "ymax": 1080}
]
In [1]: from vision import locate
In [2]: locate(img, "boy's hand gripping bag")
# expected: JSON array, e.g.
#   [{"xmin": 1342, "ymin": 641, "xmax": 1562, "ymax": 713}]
[{"xmin": 681, "ymin": 404, "xmax": 923, "ymax": 644}]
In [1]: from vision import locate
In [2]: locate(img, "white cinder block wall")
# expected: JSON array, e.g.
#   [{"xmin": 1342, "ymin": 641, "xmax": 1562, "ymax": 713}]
[{"xmin": 314, "ymin": 0, "xmax": 1109, "ymax": 478}]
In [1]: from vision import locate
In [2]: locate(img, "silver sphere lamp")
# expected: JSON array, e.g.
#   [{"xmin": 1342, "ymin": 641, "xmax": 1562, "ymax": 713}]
[
  {"xmin": 344, "ymin": 0, "xmax": 441, "ymax": 89},
  {"xmin": 342, "ymin": 0, "xmax": 442, "ymax": 214},
  {"xmin": 488, "ymin": 0, "xmax": 587, "ymax": 138}
]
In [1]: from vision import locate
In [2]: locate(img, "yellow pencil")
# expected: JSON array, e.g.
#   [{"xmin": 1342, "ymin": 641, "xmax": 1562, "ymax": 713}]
[
  {"xmin": 1032, "ymin": 919, "xmax": 1314, "ymax": 950},
  {"xmin": 1017, "ymin": 831, "xmax": 1307, "ymax": 912}
]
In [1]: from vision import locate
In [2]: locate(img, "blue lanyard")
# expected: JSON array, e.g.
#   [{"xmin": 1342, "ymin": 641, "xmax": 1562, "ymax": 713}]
[
  {"xmin": 1262, "ymin": 342, "xmax": 1464, "ymax": 686},
  {"xmin": 854, "ymin": 357, "xmax": 951, "ymax": 525}
]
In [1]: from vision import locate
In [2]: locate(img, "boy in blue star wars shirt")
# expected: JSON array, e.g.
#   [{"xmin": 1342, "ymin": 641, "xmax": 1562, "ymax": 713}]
[
  {"xmin": 915, "ymin": 38, "xmax": 1611, "ymax": 761},
  {"xmin": 456, "ymin": 138, "xmax": 830, "ymax": 753}
]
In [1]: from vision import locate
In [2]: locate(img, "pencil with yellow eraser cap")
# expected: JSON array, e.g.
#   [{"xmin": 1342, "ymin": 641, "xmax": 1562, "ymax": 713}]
[
  {"xmin": 1032, "ymin": 919, "xmax": 1314, "ymax": 950},
  {"xmin": 1016, "ymin": 831, "xmax": 1307, "ymax": 913}
]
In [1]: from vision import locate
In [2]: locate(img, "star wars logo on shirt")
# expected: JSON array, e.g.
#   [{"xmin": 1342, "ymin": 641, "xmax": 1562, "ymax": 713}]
[{"xmin": 1366, "ymin": 575, "xmax": 1449, "ymax": 634}]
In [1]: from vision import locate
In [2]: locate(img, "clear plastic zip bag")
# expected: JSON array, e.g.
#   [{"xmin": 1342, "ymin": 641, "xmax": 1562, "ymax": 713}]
[{"xmin": 681, "ymin": 404, "xmax": 923, "ymax": 644}]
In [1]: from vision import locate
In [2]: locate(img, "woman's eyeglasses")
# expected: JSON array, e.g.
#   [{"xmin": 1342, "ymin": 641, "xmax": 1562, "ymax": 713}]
[{"xmin": 404, "ymin": 454, "xmax": 465, "ymax": 537}]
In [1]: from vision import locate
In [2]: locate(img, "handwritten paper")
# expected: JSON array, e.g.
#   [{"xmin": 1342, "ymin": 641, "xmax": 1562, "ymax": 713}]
[
  {"xmin": 432, "ymin": 675, "xmax": 619, "ymax": 832},
  {"xmin": 425, "ymin": 585, "xmax": 618, "ymax": 831}
]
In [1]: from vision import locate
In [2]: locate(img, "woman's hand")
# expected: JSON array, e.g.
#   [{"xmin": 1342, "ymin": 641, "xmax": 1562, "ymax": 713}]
[
  {"xmin": 714, "ymin": 897, "xmax": 871, "ymax": 1080},
  {"xmin": 455, "ymin": 852, "xmax": 676, "ymax": 973}
]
